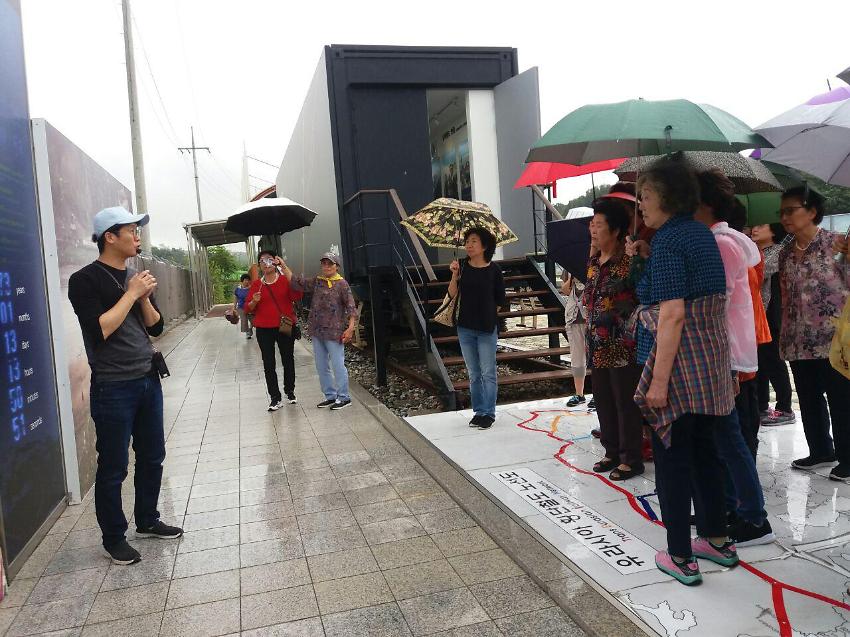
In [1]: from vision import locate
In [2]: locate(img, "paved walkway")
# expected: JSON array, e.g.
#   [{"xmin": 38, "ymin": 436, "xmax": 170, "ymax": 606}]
[{"xmin": 0, "ymin": 318, "xmax": 586, "ymax": 636}]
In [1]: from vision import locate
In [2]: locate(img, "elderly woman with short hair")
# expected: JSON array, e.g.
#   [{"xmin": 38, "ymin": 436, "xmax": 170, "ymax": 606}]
[{"xmin": 630, "ymin": 156, "xmax": 738, "ymax": 585}]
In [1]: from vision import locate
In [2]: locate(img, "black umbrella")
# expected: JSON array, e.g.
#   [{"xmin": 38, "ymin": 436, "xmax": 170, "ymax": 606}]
[
  {"xmin": 615, "ymin": 151, "xmax": 782, "ymax": 194},
  {"xmin": 546, "ymin": 216, "xmax": 592, "ymax": 283},
  {"xmin": 224, "ymin": 198, "xmax": 317, "ymax": 236}
]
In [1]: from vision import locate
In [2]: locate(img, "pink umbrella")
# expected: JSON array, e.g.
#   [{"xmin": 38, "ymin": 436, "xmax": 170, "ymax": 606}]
[{"xmin": 514, "ymin": 158, "xmax": 626, "ymax": 196}]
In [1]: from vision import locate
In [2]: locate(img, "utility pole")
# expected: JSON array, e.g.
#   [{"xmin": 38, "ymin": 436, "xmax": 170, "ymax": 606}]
[
  {"xmin": 121, "ymin": 0, "xmax": 150, "ymax": 252},
  {"xmin": 178, "ymin": 126, "xmax": 210, "ymax": 221}
]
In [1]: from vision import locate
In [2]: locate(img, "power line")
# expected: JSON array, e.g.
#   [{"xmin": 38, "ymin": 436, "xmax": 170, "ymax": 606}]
[{"xmin": 246, "ymin": 155, "xmax": 280, "ymax": 170}]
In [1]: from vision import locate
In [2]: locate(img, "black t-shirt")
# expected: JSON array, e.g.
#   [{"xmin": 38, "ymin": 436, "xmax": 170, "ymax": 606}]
[
  {"xmin": 68, "ymin": 261, "xmax": 164, "ymax": 381},
  {"xmin": 457, "ymin": 261, "xmax": 506, "ymax": 333}
]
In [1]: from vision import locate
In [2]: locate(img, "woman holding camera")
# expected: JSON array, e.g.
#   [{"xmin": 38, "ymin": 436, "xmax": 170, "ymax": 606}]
[{"xmin": 244, "ymin": 250, "xmax": 303, "ymax": 411}]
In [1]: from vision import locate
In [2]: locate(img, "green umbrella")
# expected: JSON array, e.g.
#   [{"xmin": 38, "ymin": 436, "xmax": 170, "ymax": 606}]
[
  {"xmin": 736, "ymin": 192, "xmax": 782, "ymax": 226},
  {"xmin": 527, "ymin": 99, "xmax": 771, "ymax": 165}
]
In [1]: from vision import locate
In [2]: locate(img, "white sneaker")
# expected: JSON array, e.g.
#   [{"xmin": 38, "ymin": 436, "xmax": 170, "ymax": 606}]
[{"xmin": 268, "ymin": 400, "xmax": 283, "ymax": 412}]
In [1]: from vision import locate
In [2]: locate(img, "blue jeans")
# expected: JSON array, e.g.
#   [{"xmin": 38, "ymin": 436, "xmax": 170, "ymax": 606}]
[
  {"xmin": 457, "ymin": 326, "xmax": 498, "ymax": 418},
  {"xmin": 714, "ymin": 408, "xmax": 767, "ymax": 526},
  {"xmin": 90, "ymin": 374, "xmax": 164, "ymax": 548},
  {"xmin": 313, "ymin": 338, "xmax": 350, "ymax": 401}
]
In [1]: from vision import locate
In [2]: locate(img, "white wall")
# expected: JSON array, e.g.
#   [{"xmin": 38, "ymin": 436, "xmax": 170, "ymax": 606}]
[
  {"xmin": 466, "ymin": 90, "xmax": 504, "ymax": 259},
  {"xmin": 276, "ymin": 51, "xmax": 341, "ymax": 274}
]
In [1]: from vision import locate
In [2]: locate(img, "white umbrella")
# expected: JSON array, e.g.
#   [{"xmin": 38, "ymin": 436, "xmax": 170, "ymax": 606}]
[{"xmin": 756, "ymin": 87, "xmax": 850, "ymax": 186}]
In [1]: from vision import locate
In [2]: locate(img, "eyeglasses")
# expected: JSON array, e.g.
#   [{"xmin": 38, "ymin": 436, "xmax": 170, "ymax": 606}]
[
  {"xmin": 778, "ymin": 205, "xmax": 806, "ymax": 217},
  {"xmin": 109, "ymin": 225, "xmax": 141, "ymax": 239}
]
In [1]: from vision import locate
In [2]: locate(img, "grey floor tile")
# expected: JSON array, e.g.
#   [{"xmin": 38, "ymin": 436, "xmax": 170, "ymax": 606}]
[
  {"xmin": 178, "ymin": 525, "xmax": 240, "ymax": 554},
  {"xmin": 286, "ymin": 466, "xmax": 337, "ymax": 485},
  {"xmin": 240, "ymin": 558, "xmax": 311, "ymax": 596},
  {"xmin": 331, "ymin": 460, "xmax": 380, "ymax": 479},
  {"xmin": 397, "ymin": 588, "xmax": 489, "ymax": 636},
  {"xmin": 427, "ymin": 621, "xmax": 502, "ymax": 637},
  {"xmin": 383, "ymin": 559, "xmax": 465, "ymax": 601},
  {"xmin": 307, "ymin": 547, "xmax": 379, "ymax": 583},
  {"xmin": 173, "ymin": 545, "xmax": 240, "ymax": 579},
  {"xmin": 321, "ymin": 602, "xmax": 412, "ymax": 637},
  {"xmin": 239, "ymin": 463, "xmax": 286, "ymax": 479},
  {"xmin": 80, "ymin": 611, "xmax": 163, "ymax": 637},
  {"xmin": 182, "ymin": 507, "xmax": 240, "ymax": 532},
  {"xmin": 402, "ymin": 493, "xmax": 458, "ymax": 515},
  {"xmin": 415, "ymin": 508, "xmax": 475, "ymax": 534},
  {"xmin": 430, "ymin": 527, "xmax": 497, "ymax": 558},
  {"xmin": 338, "ymin": 472, "xmax": 389, "ymax": 492},
  {"xmin": 495, "ymin": 607, "xmax": 585, "ymax": 636},
  {"xmin": 60, "ymin": 529, "xmax": 105, "ymax": 551},
  {"xmin": 186, "ymin": 492, "xmax": 240, "ymax": 515},
  {"xmin": 361, "ymin": 517, "xmax": 427, "ymax": 546},
  {"xmin": 240, "ymin": 500, "xmax": 295, "ymax": 524},
  {"xmin": 343, "ymin": 484, "xmax": 399, "ymax": 508},
  {"xmin": 241, "ymin": 585, "xmax": 319, "ymax": 631},
  {"xmin": 289, "ymin": 478, "xmax": 342, "ymax": 500},
  {"xmin": 99, "ymin": 555, "xmax": 175, "ymax": 592},
  {"xmin": 324, "ymin": 450, "xmax": 371, "ymax": 467},
  {"xmin": 370, "ymin": 536, "xmax": 444, "ymax": 571},
  {"xmin": 392, "ymin": 478, "xmax": 442, "ymax": 500},
  {"xmin": 26, "ymin": 567, "xmax": 106, "ymax": 604},
  {"xmin": 470, "ymin": 575, "xmax": 554, "ymax": 619},
  {"xmin": 313, "ymin": 571, "xmax": 394, "ymax": 615},
  {"xmin": 0, "ymin": 577, "xmax": 37, "ymax": 608},
  {"xmin": 448, "ymin": 549, "xmax": 524, "ymax": 586},
  {"xmin": 166, "ymin": 569, "xmax": 240, "ymax": 609},
  {"xmin": 241, "ymin": 517, "xmax": 300, "ymax": 544},
  {"xmin": 6, "ymin": 594, "xmax": 94, "ymax": 636},
  {"xmin": 87, "ymin": 581, "xmax": 169, "ymax": 624},
  {"xmin": 132, "ymin": 537, "xmax": 181, "ymax": 561},
  {"xmin": 191, "ymin": 469, "xmax": 240, "ymax": 486},
  {"xmin": 297, "ymin": 507, "xmax": 357, "ymax": 535},
  {"xmin": 240, "ymin": 474, "xmax": 289, "ymax": 492},
  {"xmin": 241, "ymin": 485, "xmax": 293, "ymax": 507},
  {"xmin": 190, "ymin": 480, "xmax": 240, "ymax": 499},
  {"xmin": 240, "ymin": 537, "xmax": 305, "ymax": 568},
  {"xmin": 161, "ymin": 597, "xmax": 241, "ymax": 637},
  {"xmin": 44, "ymin": 545, "xmax": 110, "ymax": 576},
  {"xmin": 0, "ymin": 608, "xmax": 20, "ymax": 636},
  {"xmin": 351, "ymin": 499, "xmax": 413, "ymax": 526},
  {"xmin": 241, "ymin": 616, "xmax": 325, "ymax": 636},
  {"xmin": 302, "ymin": 525, "xmax": 367, "ymax": 557},
  {"xmin": 292, "ymin": 492, "xmax": 349, "ymax": 516}
]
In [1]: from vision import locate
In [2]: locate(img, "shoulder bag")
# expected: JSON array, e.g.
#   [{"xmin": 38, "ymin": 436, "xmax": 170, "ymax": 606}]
[
  {"xmin": 261, "ymin": 277, "xmax": 294, "ymax": 337},
  {"xmin": 431, "ymin": 261, "xmax": 464, "ymax": 327}
]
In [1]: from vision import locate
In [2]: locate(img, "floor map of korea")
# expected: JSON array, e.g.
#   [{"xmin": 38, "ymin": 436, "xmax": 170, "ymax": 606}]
[{"xmin": 406, "ymin": 398, "xmax": 850, "ymax": 636}]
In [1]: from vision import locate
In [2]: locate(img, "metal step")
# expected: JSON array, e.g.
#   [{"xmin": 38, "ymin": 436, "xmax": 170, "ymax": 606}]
[
  {"xmin": 432, "ymin": 326, "xmax": 564, "ymax": 344},
  {"xmin": 498, "ymin": 308, "xmax": 562, "ymax": 318},
  {"xmin": 413, "ymin": 274, "xmax": 530, "ymax": 288},
  {"xmin": 424, "ymin": 289, "xmax": 551, "ymax": 305},
  {"xmin": 441, "ymin": 347, "xmax": 571, "ymax": 366},
  {"xmin": 454, "ymin": 369, "xmax": 573, "ymax": 389}
]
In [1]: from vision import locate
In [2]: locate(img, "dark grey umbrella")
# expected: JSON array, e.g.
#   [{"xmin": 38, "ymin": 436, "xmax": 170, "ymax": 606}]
[
  {"xmin": 614, "ymin": 151, "xmax": 783, "ymax": 194},
  {"xmin": 839, "ymin": 66, "xmax": 850, "ymax": 86}
]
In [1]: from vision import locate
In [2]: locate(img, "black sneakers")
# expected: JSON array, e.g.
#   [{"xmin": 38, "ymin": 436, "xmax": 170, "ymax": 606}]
[
  {"xmin": 830, "ymin": 464, "xmax": 850, "ymax": 483},
  {"xmin": 791, "ymin": 455, "xmax": 837, "ymax": 471},
  {"xmin": 317, "ymin": 399, "xmax": 336, "ymax": 408},
  {"xmin": 729, "ymin": 519, "xmax": 775, "ymax": 547},
  {"xmin": 105, "ymin": 540, "xmax": 141, "ymax": 565},
  {"xmin": 268, "ymin": 400, "xmax": 283, "ymax": 412},
  {"xmin": 477, "ymin": 415, "xmax": 495, "ymax": 430},
  {"xmin": 566, "ymin": 394, "xmax": 586, "ymax": 407},
  {"xmin": 469, "ymin": 415, "xmax": 483, "ymax": 428},
  {"xmin": 330, "ymin": 399, "xmax": 352, "ymax": 410},
  {"xmin": 136, "ymin": 520, "xmax": 184, "ymax": 539}
]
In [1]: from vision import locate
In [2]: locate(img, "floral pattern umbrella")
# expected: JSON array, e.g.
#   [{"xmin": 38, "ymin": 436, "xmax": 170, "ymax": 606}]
[{"xmin": 401, "ymin": 198, "xmax": 518, "ymax": 249}]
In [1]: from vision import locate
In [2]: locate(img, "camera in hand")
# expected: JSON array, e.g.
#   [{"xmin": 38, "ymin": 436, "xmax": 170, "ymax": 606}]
[{"xmin": 152, "ymin": 351, "xmax": 170, "ymax": 378}]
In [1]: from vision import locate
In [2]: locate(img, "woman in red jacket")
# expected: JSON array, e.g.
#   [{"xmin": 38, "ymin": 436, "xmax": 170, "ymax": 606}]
[{"xmin": 244, "ymin": 249, "xmax": 303, "ymax": 410}]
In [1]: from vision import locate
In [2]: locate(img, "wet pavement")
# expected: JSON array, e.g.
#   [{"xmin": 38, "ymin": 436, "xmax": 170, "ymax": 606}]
[{"xmin": 0, "ymin": 318, "xmax": 585, "ymax": 637}]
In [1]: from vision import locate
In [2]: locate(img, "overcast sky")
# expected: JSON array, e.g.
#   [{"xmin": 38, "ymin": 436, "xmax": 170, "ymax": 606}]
[{"xmin": 21, "ymin": 0, "xmax": 850, "ymax": 248}]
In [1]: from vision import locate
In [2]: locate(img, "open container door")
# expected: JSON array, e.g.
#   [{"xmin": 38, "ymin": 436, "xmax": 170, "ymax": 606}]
[{"xmin": 494, "ymin": 67, "xmax": 541, "ymax": 259}]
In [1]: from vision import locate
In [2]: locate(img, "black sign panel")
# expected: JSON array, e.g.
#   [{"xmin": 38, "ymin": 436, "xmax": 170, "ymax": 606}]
[{"xmin": 0, "ymin": 0, "xmax": 66, "ymax": 565}]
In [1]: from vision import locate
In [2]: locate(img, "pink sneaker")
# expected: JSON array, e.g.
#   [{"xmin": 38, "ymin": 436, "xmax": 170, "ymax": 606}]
[
  {"xmin": 655, "ymin": 550, "xmax": 702, "ymax": 586},
  {"xmin": 691, "ymin": 537, "xmax": 739, "ymax": 567}
]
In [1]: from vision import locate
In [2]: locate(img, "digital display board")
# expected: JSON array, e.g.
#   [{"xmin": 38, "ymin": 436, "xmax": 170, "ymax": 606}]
[{"xmin": 0, "ymin": 0, "xmax": 67, "ymax": 566}]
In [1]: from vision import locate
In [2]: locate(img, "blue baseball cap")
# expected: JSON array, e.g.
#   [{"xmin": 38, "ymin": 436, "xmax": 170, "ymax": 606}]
[{"xmin": 91, "ymin": 207, "xmax": 149, "ymax": 242}]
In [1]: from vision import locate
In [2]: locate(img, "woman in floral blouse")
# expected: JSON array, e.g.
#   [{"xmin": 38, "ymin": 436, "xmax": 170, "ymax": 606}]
[
  {"xmin": 583, "ymin": 199, "xmax": 644, "ymax": 480},
  {"xmin": 778, "ymin": 186, "xmax": 850, "ymax": 481}
]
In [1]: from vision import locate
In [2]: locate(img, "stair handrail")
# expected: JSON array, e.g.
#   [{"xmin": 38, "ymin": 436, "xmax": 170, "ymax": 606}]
[
  {"xmin": 343, "ymin": 189, "xmax": 437, "ymax": 282},
  {"xmin": 530, "ymin": 184, "xmax": 564, "ymax": 221}
]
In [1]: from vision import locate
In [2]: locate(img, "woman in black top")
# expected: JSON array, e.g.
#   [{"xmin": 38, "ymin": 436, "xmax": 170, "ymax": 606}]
[{"xmin": 448, "ymin": 227, "xmax": 506, "ymax": 429}]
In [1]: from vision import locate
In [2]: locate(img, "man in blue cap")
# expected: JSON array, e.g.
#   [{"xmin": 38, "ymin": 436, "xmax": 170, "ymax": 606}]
[{"xmin": 68, "ymin": 207, "xmax": 183, "ymax": 565}]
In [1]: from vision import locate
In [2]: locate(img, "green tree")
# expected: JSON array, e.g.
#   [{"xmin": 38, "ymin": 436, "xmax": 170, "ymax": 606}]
[
  {"xmin": 207, "ymin": 246, "xmax": 240, "ymax": 304},
  {"xmin": 808, "ymin": 176, "xmax": 850, "ymax": 215},
  {"xmin": 554, "ymin": 184, "xmax": 612, "ymax": 216},
  {"xmin": 152, "ymin": 244, "xmax": 189, "ymax": 267}
]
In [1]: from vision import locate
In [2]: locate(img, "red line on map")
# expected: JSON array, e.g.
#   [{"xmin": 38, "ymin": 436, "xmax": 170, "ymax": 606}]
[{"xmin": 515, "ymin": 409, "xmax": 850, "ymax": 637}]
